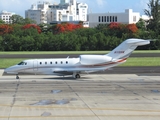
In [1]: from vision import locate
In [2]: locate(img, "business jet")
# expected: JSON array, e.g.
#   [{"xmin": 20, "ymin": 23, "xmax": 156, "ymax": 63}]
[{"xmin": 4, "ymin": 38, "xmax": 150, "ymax": 79}]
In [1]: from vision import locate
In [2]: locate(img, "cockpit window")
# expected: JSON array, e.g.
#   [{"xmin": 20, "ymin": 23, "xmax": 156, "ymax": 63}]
[{"xmin": 18, "ymin": 62, "xmax": 27, "ymax": 65}]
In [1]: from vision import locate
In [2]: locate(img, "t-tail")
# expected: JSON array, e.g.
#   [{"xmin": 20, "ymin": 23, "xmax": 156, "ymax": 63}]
[{"xmin": 106, "ymin": 38, "xmax": 150, "ymax": 60}]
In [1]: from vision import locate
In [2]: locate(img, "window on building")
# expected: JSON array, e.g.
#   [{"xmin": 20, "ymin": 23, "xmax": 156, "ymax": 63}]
[
  {"xmin": 102, "ymin": 16, "xmax": 103, "ymax": 22},
  {"xmin": 113, "ymin": 16, "xmax": 114, "ymax": 22},
  {"xmin": 62, "ymin": 15, "xmax": 67, "ymax": 21},
  {"xmin": 99, "ymin": 16, "xmax": 101, "ymax": 22},
  {"xmin": 107, "ymin": 16, "xmax": 109, "ymax": 22},
  {"xmin": 115, "ymin": 16, "xmax": 117, "ymax": 22},
  {"xmin": 104, "ymin": 16, "xmax": 106, "ymax": 22},
  {"xmin": 133, "ymin": 16, "xmax": 136, "ymax": 22},
  {"xmin": 110, "ymin": 16, "xmax": 112, "ymax": 22}
]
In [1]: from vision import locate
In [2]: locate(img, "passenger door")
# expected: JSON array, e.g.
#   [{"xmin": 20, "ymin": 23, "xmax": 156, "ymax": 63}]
[{"xmin": 33, "ymin": 60, "xmax": 38, "ymax": 71}]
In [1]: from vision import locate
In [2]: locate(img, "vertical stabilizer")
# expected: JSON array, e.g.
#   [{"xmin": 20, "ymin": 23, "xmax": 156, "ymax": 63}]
[{"xmin": 106, "ymin": 38, "xmax": 150, "ymax": 60}]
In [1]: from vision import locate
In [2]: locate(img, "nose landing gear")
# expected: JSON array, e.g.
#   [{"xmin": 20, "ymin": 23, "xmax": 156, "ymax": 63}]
[{"xmin": 16, "ymin": 74, "xmax": 19, "ymax": 79}]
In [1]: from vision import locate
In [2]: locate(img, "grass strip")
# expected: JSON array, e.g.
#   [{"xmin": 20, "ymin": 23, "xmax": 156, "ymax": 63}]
[
  {"xmin": 120, "ymin": 57, "xmax": 160, "ymax": 66},
  {"xmin": 0, "ymin": 57, "xmax": 160, "ymax": 69},
  {"xmin": 0, "ymin": 50, "xmax": 160, "ymax": 55},
  {"xmin": 0, "ymin": 59, "xmax": 25, "ymax": 69}
]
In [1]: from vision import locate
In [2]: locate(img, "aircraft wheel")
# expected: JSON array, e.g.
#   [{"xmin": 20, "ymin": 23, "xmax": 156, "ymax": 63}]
[
  {"xmin": 76, "ymin": 74, "xmax": 80, "ymax": 78},
  {"xmin": 16, "ymin": 75, "xmax": 19, "ymax": 79}
]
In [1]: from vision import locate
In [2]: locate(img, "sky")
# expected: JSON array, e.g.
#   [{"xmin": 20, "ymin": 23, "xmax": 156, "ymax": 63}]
[{"xmin": 0, "ymin": 0, "xmax": 149, "ymax": 17}]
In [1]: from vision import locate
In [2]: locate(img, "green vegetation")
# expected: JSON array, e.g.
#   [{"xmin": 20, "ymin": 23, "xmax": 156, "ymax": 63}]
[
  {"xmin": 0, "ymin": 20, "xmax": 159, "ymax": 51},
  {"xmin": 0, "ymin": 58, "xmax": 25, "ymax": 68},
  {"xmin": 120, "ymin": 57, "xmax": 160, "ymax": 66},
  {"xmin": 0, "ymin": 50, "xmax": 160, "ymax": 54}
]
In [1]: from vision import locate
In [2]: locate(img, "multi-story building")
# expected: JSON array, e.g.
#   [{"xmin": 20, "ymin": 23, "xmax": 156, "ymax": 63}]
[
  {"xmin": 25, "ymin": 0, "xmax": 88, "ymax": 24},
  {"xmin": 88, "ymin": 9, "xmax": 140, "ymax": 28},
  {"xmin": 25, "ymin": 2, "xmax": 50, "ymax": 24},
  {"xmin": 25, "ymin": 1, "xmax": 147, "ymax": 28},
  {"xmin": 0, "ymin": 10, "xmax": 15, "ymax": 24}
]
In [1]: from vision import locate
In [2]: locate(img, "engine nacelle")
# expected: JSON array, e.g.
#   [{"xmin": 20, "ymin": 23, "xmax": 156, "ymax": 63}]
[{"xmin": 79, "ymin": 55, "xmax": 112, "ymax": 65}]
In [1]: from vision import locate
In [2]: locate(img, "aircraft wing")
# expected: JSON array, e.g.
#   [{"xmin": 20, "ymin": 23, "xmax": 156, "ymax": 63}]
[
  {"xmin": 52, "ymin": 67, "xmax": 105, "ymax": 74},
  {"xmin": 52, "ymin": 68, "xmax": 84, "ymax": 72}
]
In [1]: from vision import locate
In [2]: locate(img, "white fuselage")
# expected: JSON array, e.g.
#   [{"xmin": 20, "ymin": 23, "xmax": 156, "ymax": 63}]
[{"xmin": 4, "ymin": 57, "xmax": 126, "ymax": 76}]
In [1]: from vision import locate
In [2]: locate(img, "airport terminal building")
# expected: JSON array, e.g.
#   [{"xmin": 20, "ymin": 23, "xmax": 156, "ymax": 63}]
[{"xmin": 88, "ymin": 9, "xmax": 141, "ymax": 28}]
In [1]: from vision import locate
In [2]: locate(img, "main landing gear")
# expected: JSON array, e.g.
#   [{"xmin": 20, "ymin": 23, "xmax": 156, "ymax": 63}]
[
  {"xmin": 73, "ymin": 72, "xmax": 81, "ymax": 79},
  {"xmin": 16, "ymin": 74, "xmax": 19, "ymax": 79},
  {"xmin": 75, "ymin": 74, "xmax": 80, "ymax": 78}
]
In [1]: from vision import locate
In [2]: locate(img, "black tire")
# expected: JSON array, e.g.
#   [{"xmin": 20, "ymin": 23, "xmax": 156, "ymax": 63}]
[
  {"xmin": 16, "ymin": 75, "xmax": 19, "ymax": 79},
  {"xmin": 76, "ymin": 74, "xmax": 80, "ymax": 78}
]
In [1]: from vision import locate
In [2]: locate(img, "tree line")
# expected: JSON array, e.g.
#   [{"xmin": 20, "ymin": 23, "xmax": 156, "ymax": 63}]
[{"xmin": 0, "ymin": 0, "xmax": 160, "ymax": 51}]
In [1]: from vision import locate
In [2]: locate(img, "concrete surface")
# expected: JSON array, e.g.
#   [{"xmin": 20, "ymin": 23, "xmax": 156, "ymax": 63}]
[{"xmin": 0, "ymin": 73, "xmax": 160, "ymax": 120}]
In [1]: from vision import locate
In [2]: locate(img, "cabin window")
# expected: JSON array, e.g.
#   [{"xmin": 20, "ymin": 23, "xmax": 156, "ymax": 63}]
[
  {"xmin": 18, "ymin": 62, "xmax": 26, "ymax": 65},
  {"xmin": 61, "ymin": 61, "xmax": 63, "ymax": 64},
  {"xmin": 18, "ymin": 62, "xmax": 23, "ymax": 65},
  {"xmin": 66, "ymin": 61, "xmax": 68, "ymax": 64},
  {"xmin": 45, "ymin": 62, "xmax": 47, "ymax": 65},
  {"xmin": 55, "ymin": 61, "xmax": 57, "ymax": 64},
  {"xmin": 50, "ymin": 62, "xmax": 52, "ymax": 64},
  {"xmin": 40, "ymin": 62, "xmax": 42, "ymax": 65}
]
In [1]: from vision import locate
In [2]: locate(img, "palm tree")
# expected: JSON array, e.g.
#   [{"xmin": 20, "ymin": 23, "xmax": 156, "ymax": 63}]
[{"xmin": 144, "ymin": 0, "xmax": 160, "ymax": 31}]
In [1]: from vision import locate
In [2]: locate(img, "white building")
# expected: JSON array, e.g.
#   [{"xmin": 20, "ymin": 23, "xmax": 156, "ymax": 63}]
[
  {"xmin": 88, "ymin": 9, "xmax": 140, "ymax": 28},
  {"xmin": 141, "ymin": 15, "xmax": 150, "ymax": 21},
  {"xmin": 25, "ymin": 0, "xmax": 88, "ymax": 24},
  {"xmin": 0, "ymin": 11, "xmax": 15, "ymax": 24},
  {"xmin": 25, "ymin": 2, "xmax": 50, "ymax": 24},
  {"xmin": 48, "ymin": 0, "xmax": 88, "ymax": 22}
]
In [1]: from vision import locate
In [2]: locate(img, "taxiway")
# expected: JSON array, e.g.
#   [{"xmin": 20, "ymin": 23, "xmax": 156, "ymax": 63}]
[{"xmin": 0, "ymin": 70, "xmax": 160, "ymax": 120}]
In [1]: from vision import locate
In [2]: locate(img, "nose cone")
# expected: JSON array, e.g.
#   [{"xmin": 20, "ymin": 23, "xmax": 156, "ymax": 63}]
[{"xmin": 4, "ymin": 66, "xmax": 18, "ymax": 74}]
